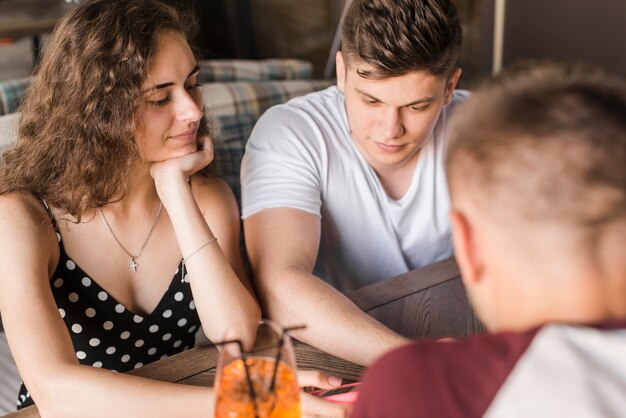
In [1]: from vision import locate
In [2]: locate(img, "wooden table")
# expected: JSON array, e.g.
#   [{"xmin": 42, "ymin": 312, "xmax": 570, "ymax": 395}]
[
  {"xmin": 3, "ymin": 257, "xmax": 482, "ymax": 417},
  {"xmin": 348, "ymin": 257, "xmax": 484, "ymax": 339},
  {"xmin": 3, "ymin": 340, "xmax": 364, "ymax": 418}
]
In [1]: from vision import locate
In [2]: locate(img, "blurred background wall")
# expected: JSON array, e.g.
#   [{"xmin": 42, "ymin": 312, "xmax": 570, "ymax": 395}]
[
  {"xmin": 181, "ymin": 0, "xmax": 625, "ymax": 87},
  {"xmin": 499, "ymin": 0, "xmax": 625, "ymax": 75},
  {"xmin": 0, "ymin": 0, "xmax": 624, "ymax": 86}
]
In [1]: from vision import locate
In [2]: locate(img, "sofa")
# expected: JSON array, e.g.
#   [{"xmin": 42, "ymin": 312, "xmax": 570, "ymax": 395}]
[
  {"xmin": 0, "ymin": 59, "xmax": 332, "ymax": 202},
  {"xmin": 0, "ymin": 59, "xmax": 332, "ymax": 414}
]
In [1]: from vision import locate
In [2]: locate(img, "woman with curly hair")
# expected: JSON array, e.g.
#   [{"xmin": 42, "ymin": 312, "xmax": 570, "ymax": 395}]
[{"xmin": 0, "ymin": 0, "xmax": 262, "ymax": 415}]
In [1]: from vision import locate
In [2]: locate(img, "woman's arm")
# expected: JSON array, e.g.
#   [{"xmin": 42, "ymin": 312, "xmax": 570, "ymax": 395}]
[
  {"xmin": 149, "ymin": 139, "xmax": 261, "ymax": 347},
  {"xmin": 0, "ymin": 194, "xmax": 216, "ymax": 418}
]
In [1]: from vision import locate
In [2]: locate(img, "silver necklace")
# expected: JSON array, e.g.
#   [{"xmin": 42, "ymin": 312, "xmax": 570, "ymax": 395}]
[{"xmin": 97, "ymin": 202, "xmax": 163, "ymax": 272}]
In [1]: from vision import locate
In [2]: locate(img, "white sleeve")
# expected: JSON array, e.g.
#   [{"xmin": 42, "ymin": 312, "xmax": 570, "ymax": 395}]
[{"xmin": 241, "ymin": 105, "xmax": 325, "ymax": 219}]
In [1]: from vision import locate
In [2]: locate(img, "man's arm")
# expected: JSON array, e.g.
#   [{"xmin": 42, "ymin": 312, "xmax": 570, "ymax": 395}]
[{"xmin": 244, "ymin": 207, "xmax": 407, "ymax": 366}]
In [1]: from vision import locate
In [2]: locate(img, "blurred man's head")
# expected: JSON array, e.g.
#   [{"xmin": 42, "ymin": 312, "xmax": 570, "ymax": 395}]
[{"xmin": 446, "ymin": 62, "xmax": 626, "ymax": 332}]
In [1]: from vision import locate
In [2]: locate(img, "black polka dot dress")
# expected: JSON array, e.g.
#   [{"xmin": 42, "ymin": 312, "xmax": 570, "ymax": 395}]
[{"xmin": 17, "ymin": 206, "xmax": 201, "ymax": 409}]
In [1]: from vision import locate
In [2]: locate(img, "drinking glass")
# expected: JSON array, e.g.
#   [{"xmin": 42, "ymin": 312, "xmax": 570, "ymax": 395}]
[{"xmin": 214, "ymin": 320, "xmax": 301, "ymax": 418}]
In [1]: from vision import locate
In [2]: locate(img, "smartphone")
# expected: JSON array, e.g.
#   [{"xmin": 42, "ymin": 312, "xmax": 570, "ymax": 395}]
[{"xmin": 310, "ymin": 381, "xmax": 361, "ymax": 404}]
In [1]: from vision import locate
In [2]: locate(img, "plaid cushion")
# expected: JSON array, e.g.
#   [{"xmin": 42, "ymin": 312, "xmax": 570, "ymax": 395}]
[
  {"xmin": 0, "ymin": 78, "xmax": 332, "ymax": 203},
  {"xmin": 0, "ymin": 113, "xmax": 19, "ymax": 160},
  {"xmin": 0, "ymin": 60, "xmax": 314, "ymax": 116},
  {"xmin": 0, "ymin": 78, "xmax": 29, "ymax": 116},
  {"xmin": 204, "ymin": 80, "xmax": 332, "ymax": 202},
  {"xmin": 198, "ymin": 59, "xmax": 312, "ymax": 83}
]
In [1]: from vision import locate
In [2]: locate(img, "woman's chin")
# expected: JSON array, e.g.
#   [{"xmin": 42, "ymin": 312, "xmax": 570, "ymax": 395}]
[{"xmin": 171, "ymin": 144, "xmax": 198, "ymax": 158}]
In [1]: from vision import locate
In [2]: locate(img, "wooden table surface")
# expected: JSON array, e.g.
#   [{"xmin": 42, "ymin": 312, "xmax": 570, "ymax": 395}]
[
  {"xmin": 348, "ymin": 257, "xmax": 483, "ymax": 339},
  {"xmin": 3, "ymin": 340, "xmax": 364, "ymax": 418}
]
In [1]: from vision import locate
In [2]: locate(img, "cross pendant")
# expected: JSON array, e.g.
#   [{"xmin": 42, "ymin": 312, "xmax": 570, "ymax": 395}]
[{"xmin": 129, "ymin": 258, "xmax": 138, "ymax": 272}]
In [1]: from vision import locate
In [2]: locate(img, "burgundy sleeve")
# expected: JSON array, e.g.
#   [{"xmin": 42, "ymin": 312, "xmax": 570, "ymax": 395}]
[{"xmin": 350, "ymin": 330, "xmax": 538, "ymax": 418}]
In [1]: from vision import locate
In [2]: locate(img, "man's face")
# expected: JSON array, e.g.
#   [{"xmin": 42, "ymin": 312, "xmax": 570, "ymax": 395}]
[{"xmin": 336, "ymin": 52, "xmax": 460, "ymax": 173}]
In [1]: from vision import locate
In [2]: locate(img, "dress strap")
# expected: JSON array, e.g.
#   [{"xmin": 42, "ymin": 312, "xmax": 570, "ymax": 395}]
[{"xmin": 40, "ymin": 198, "xmax": 61, "ymax": 233}]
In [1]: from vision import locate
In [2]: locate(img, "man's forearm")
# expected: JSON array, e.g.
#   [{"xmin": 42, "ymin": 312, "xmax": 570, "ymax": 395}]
[{"xmin": 257, "ymin": 268, "xmax": 408, "ymax": 366}]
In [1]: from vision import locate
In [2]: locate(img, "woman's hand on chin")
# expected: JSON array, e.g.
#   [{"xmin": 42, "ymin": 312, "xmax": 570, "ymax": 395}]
[{"xmin": 150, "ymin": 135, "xmax": 214, "ymax": 188}]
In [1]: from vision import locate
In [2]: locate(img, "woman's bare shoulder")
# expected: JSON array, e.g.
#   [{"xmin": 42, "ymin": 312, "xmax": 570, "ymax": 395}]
[
  {"xmin": 0, "ymin": 192, "xmax": 47, "ymax": 217},
  {"xmin": 190, "ymin": 174, "xmax": 237, "ymax": 209},
  {"xmin": 0, "ymin": 192, "xmax": 56, "ymax": 240}
]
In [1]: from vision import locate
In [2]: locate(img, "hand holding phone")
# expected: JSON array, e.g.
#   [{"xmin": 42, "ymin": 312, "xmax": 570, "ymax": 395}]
[{"xmin": 310, "ymin": 381, "xmax": 361, "ymax": 404}]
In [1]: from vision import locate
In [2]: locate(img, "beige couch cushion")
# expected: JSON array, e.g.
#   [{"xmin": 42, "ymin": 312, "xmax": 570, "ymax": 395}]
[{"xmin": 0, "ymin": 113, "xmax": 19, "ymax": 157}]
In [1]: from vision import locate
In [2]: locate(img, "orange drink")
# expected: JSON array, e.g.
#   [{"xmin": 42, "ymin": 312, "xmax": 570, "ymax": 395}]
[
  {"xmin": 215, "ymin": 357, "xmax": 300, "ymax": 418},
  {"xmin": 214, "ymin": 320, "xmax": 302, "ymax": 418}
]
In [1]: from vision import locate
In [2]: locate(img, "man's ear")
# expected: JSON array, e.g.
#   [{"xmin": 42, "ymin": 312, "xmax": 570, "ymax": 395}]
[
  {"xmin": 450, "ymin": 209, "xmax": 482, "ymax": 286},
  {"xmin": 336, "ymin": 51, "xmax": 346, "ymax": 92},
  {"xmin": 444, "ymin": 68, "xmax": 462, "ymax": 105}
]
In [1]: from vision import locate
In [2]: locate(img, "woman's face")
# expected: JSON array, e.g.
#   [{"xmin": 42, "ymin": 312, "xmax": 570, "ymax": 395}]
[{"xmin": 135, "ymin": 31, "xmax": 204, "ymax": 162}]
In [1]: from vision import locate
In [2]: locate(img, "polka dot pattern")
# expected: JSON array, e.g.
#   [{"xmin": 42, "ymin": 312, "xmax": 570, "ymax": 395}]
[{"xmin": 17, "ymin": 215, "xmax": 200, "ymax": 411}]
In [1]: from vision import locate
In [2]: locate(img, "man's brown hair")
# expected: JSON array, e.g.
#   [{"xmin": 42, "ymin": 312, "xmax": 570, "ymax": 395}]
[
  {"xmin": 0, "ymin": 0, "xmax": 208, "ymax": 220},
  {"xmin": 341, "ymin": 0, "xmax": 463, "ymax": 79},
  {"xmin": 446, "ymin": 61, "xmax": 626, "ymax": 230}
]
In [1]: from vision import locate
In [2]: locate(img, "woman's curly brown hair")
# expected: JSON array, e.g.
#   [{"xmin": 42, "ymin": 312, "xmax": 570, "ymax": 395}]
[{"xmin": 0, "ymin": 0, "xmax": 208, "ymax": 220}]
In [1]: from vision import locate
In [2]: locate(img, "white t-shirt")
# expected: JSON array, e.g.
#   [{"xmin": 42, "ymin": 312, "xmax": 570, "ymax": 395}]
[{"xmin": 241, "ymin": 86, "xmax": 468, "ymax": 292}]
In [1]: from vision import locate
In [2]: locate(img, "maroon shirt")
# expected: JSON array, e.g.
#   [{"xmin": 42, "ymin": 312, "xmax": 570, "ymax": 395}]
[{"xmin": 351, "ymin": 322, "xmax": 626, "ymax": 418}]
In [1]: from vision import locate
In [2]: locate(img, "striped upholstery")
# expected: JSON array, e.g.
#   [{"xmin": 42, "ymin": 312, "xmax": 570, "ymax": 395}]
[
  {"xmin": 205, "ymin": 79, "xmax": 332, "ymax": 202},
  {"xmin": 198, "ymin": 59, "xmax": 312, "ymax": 83},
  {"xmin": 0, "ymin": 59, "xmax": 313, "ymax": 116},
  {"xmin": 0, "ymin": 78, "xmax": 29, "ymax": 117},
  {"xmin": 0, "ymin": 332, "xmax": 20, "ymax": 414},
  {"xmin": 0, "ymin": 113, "xmax": 19, "ymax": 157},
  {"xmin": 0, "ymin": 80, "xmax": 331, "ymax": 200},
  {"xmin": 0, "ymin": 79, "xmax": 332, "ymax": 202}
]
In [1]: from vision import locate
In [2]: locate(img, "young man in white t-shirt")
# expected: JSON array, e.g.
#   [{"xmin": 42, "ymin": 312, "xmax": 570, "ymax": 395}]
[{"xmin": 241, "ymin": 0, "xmax": 464, "ymax": 367}]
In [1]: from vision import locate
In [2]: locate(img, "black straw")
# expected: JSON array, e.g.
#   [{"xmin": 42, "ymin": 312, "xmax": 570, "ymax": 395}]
[
  {"xmin": 214, "ymin": 339, "xmax": 260, "ymax": 418},
  {"xmin": 268, "ymin": 325, "xmax": 307, "ymax": 392}
]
